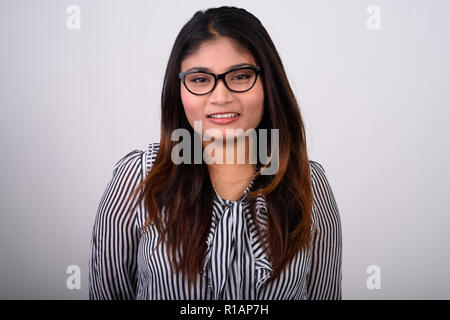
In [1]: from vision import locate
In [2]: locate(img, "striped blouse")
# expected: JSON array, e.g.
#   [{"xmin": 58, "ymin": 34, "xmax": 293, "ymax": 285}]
[{"xmin": 89, "ymin": 142, "xmax": 343, "ymax": 300}]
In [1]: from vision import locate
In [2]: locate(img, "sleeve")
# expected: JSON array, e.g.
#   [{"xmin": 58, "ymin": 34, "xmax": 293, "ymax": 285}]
[
  {"xmin": 306, "ymin": 161, "xmax": 343, "ymax": 300},
  {"xmin": 88, "ymin": 149, "xmax": 144, "ymax": 300}
]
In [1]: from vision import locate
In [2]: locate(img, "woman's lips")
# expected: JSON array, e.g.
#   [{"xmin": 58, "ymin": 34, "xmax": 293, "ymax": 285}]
[{"xmin": 206, "ymin": 114, "xmax": 241, "ymax": 125}]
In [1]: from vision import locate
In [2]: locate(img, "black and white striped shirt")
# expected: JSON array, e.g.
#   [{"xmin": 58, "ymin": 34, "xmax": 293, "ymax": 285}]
[{"xmin": 89, "ymin": 142, "xmax": 342, "ymax": 300}]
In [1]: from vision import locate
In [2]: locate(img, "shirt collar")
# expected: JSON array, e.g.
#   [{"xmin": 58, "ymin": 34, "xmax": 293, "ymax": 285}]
[{"xmin": 212, "ymin": 163, "xmax": 261, "ymax": 207}]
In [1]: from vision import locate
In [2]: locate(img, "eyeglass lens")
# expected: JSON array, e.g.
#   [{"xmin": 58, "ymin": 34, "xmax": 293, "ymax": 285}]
[{"xmin": 184, "ymin": 68, "xmax": 257, "ymax": 94}]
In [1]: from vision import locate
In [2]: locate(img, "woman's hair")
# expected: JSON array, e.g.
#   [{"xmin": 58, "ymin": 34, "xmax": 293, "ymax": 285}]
[{"xmin": 127, "ymin": 6, "xmax": 315, "ymax": 290}]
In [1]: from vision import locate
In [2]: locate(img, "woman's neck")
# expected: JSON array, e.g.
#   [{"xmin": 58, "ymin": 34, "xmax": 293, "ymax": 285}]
[{"xmin": 203, "ymin": 136, "xmax": 257, "ymax": 199}]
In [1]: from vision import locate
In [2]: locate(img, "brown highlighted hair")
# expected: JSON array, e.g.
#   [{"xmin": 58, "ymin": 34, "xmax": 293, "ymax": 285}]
[{"xmin": 126, "ymin": 6, "xmax": 314, "ymax": 290}]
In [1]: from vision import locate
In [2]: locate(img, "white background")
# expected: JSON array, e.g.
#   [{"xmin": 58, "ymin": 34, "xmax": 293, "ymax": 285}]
[{"xmin": 0, "ymin": 0, "xmax": 449, "ymax": 299}]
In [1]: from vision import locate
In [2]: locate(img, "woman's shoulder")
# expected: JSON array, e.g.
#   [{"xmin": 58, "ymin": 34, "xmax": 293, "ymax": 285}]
[
  {"xmin": 145, "ymin": 142, "xmax": 160, "ymax": 171},
  {"xmin": 308, "ymin": 160, "xmax": 330, "ymax": 187},
  {"xmin": 111, "ymin": 142, "xmax": 161, "ymax": 179},
  {"xmin": 112, "ymin": 149, "xmax": 144, "ymax": 177},
  {"xmin": 308, "ymin": 159, "xmax": 325, "ymax": 174},
  {"xmin": 308, "ymin": 159, "xmax": 341, "ymax": 225},
  {"xmin": 308, "ymin": 160, "xmax": 336, "ymax": 206}
]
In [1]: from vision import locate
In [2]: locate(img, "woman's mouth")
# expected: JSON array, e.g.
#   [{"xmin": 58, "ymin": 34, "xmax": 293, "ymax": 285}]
[{"xmin": 206, "ymin": 112, "xmax": 240, "ymax": 125}]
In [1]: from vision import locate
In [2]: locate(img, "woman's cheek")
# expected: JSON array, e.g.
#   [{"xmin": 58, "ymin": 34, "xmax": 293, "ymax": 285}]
[
  {"xmin": 183, "ymin": 103, "xmax": 198, "ymax": 124},
  {"xmin": 181, "ymin": 93, "xmax": 202, "ymax": 125},
  {"xmin": 246, "ymin": 88, "xmax": 265, "ymax": 127}
]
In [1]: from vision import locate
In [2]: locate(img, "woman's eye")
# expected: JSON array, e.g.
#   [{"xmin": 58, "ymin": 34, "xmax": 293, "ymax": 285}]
[
  {"xmin": 233, "ymin": 74, "xmax": 251, "ymax": 80},
  {"xmin": 190, "ymin": 77, "xmax": 210, "ymax": 83}
]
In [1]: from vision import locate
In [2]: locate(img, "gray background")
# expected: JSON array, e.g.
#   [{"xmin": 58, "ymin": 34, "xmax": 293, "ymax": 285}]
[{"xmin": 1, "ymin": 0, "xmax": 449, "ymax": 299}]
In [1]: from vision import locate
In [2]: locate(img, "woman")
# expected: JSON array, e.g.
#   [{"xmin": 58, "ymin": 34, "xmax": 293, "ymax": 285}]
[{"xmin": 89, "ymin": 6, "xmax": 342, "ymax": 300}]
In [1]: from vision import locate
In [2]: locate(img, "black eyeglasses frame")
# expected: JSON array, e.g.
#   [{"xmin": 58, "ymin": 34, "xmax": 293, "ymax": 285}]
[{"xmin": 178, "ymin": 65, "xmax": 261, "ymax": 96}]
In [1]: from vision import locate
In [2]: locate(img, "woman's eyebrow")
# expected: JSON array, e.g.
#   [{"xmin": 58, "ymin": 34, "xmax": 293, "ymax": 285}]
[{"xmin": 186, "ymin": 63, "xmax": 252, "ymax": 72}]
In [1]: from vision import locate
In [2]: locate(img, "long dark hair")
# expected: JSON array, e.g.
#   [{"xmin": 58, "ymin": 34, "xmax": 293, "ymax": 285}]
[{"xmin": 127, "ymin": 6, "xmax": 315, "ymax": 290}]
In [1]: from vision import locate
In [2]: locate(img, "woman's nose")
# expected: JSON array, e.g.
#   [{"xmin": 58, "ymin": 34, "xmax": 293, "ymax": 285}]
[{"xmin": 209, "ymin": 78, "xmax": 232, "ymax": 103}]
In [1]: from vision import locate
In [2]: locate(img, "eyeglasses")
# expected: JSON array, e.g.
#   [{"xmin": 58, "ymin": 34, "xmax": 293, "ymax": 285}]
[{"xmin": 179, "ymin": 65, "xmax": 261, "ymax": 96}]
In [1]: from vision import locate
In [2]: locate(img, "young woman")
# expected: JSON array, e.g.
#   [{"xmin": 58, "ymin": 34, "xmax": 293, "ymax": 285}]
[{"xmin": 89, "ymin": 6, "xmax": 342, "ymax": 300}]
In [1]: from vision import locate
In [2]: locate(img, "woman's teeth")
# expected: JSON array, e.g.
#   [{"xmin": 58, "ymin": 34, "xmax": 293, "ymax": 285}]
[{"xmin": 208, "ymin": 113, "xmax": 240, "ymax": 119}]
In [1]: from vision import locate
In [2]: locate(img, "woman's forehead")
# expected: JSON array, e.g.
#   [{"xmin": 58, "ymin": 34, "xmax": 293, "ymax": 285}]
[{"xmin": 180, "ymin": 38, "xmax": 255, "ymax": 72}]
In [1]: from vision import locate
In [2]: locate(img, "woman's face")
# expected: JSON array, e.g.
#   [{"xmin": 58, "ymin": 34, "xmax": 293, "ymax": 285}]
[{"xmin": 180, "ymin": 37, "xmax": 264, "ymax": 144}]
